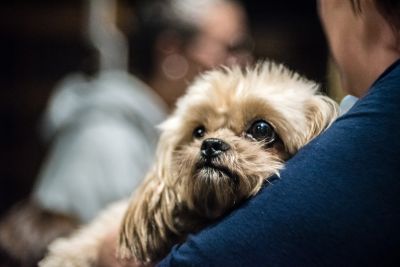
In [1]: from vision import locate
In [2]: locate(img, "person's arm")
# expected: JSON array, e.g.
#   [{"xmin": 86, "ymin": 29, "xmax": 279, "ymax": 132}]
[
  {"xmin": 157, "ymin": 170, "xmax": 321, "ymax": 266},
  {"xmin": 156, "ymin": 103, "xmax": 400, "ymax": 266}
]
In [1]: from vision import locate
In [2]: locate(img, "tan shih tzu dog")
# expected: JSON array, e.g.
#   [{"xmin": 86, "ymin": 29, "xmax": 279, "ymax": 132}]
[{"xmin": 40, "ymin": 61, "xmax": 338, "ymax": 266}]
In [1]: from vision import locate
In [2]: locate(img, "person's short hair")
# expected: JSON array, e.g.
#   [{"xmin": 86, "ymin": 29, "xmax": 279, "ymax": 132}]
[
  {"xmin": 374, "ymin": 0, "xmax": 400, "ymax": 31},
  {"xmin": 351, "ymin": 0, "xmax": 400, "ymax": 30}
]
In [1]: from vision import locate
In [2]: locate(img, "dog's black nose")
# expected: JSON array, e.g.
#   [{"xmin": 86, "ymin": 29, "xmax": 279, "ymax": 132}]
[{"xmin": 201, "ymin": 138, "xmax": 230, "ymax": 158}]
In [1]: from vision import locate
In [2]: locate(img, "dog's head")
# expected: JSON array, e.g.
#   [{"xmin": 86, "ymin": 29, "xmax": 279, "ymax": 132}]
[
  {"xmin": 119, "ymin": 62, "xmax": 338, "ymax": 262},
  {"xmin": 156, "ymin": 62, "xmax": 338, "ymax": 219}
]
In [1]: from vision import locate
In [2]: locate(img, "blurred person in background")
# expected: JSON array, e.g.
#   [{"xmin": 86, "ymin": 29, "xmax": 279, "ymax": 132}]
[
  {"xmin": 0, "ymin": 0, "xmax": 252, "ymax": 266},
  {"xmin": 33, "ymin": 0, "xmax": 252, "ymax": 225}
]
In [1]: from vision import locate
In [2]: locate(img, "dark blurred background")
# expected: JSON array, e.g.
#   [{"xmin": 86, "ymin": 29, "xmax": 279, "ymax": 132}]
[{"xmin": 0, "ymin": 1, "xmax": 329, "ymax": 216}]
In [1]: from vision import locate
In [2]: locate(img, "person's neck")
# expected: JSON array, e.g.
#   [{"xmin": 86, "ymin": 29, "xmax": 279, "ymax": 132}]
[{"xmin": 342, "ymin": 40, "xmax": 400, "ymax": 97}]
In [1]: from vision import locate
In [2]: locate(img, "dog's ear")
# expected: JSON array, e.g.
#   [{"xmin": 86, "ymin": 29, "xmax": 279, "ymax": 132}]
[
  {"xmin": 118, "ymin": 170, "xmax": 177, "ymax": 262},
  {"xmin": 118, "ymin": 121, "xmax": 180, "ymax": 263},
  {"xmin": 304, "ymin": 94, "xmax": 339, "ymax": 142}
]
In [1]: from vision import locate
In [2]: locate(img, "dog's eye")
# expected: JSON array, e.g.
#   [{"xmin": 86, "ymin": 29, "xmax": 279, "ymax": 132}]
[
  {"xmin": 193, "ymin": 126, "xmax": 206, "ymax": 139},
  {"xmin": 247, "ymin": 120, "xmax": 276, "ymax": 143}
]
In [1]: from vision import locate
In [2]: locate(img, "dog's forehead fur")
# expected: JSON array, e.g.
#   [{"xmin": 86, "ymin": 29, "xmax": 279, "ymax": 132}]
[{"xmin": 160, "ymin": 62, "xmax": 334, "ymax": 153}]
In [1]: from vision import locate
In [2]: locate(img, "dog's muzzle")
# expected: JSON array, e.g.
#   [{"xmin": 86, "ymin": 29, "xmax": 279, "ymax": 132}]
[{"xmin": 200, "ymin": 138, "xmax": 230, "ymax": 159}]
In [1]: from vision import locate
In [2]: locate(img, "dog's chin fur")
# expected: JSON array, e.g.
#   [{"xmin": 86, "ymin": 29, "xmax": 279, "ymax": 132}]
[
  {"xmin": 175, "ymin": 131, "xmax": 285, "ymax": 219},
  {"xmin": 39, "ymin": 61, "xmax": 339, "ymax": 266}
]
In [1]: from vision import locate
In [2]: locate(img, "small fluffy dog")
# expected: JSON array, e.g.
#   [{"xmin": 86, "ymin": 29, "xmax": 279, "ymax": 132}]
[{"xmin": 40, "ymin": 62, "xmax": 338, "ymax": 266}]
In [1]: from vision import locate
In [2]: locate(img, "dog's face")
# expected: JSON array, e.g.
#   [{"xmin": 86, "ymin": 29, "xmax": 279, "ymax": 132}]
[{"xmin": 155, "ymin": 62, "xmax": 338, "ymax": 219}]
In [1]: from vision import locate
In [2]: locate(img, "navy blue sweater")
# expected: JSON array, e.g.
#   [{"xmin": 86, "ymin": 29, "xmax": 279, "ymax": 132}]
[{"xmin": 158, "ymin": 60, "xmax": 400, "ymax": 267}]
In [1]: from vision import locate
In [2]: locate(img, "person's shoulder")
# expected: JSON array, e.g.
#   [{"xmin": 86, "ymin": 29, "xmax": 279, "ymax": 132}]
[{"xmin": 367, "ymin": 59, "xmax": 400, "ymax": 99}]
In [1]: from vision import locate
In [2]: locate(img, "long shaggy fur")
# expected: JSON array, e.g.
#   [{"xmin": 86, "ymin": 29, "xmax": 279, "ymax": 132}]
[{"xmin": 40, "ymin": 61, "xmax": 338, "ymax": 266}]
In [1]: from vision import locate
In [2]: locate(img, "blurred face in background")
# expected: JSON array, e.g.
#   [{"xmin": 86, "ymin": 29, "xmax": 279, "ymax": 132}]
[
  {"xmin": 157, "ymin": 0, "xmax": 253, "ymax": 108},
  {"xmin": 186, "ymin": 1, "xmax": 253, "ymax": 70}
]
